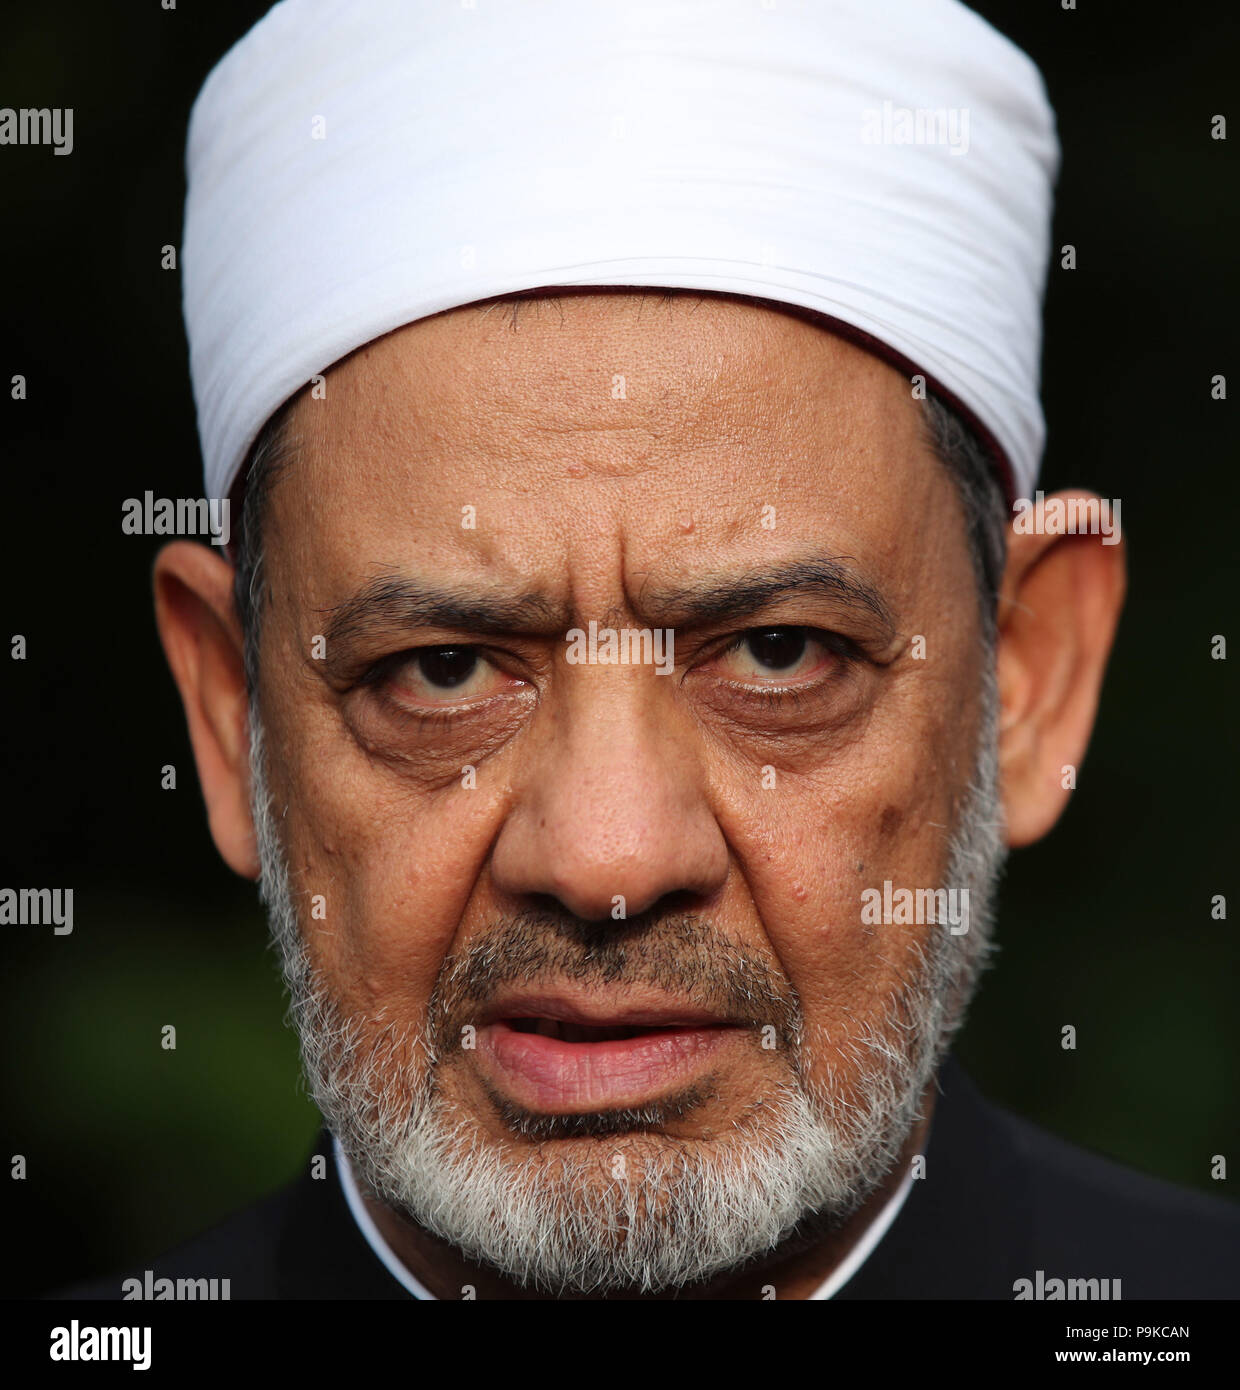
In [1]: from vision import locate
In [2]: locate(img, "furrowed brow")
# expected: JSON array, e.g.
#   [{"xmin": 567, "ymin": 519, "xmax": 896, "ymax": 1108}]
[
  {"xmin": 321, "ymin": 574, "xmax": 567, "ymax": 650},
  {"xmin": 637, "ymin": 558, "xmax": 897, "ymax": 639}
]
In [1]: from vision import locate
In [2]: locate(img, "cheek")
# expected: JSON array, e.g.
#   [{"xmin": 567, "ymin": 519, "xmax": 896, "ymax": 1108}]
[
  {"xmin": 272, "ymin": 723, "xmax": 508, "ymax": 1018},
  {"xmin": 721, "ymin": 720, "xmax": 963, "ymax": 1037}
]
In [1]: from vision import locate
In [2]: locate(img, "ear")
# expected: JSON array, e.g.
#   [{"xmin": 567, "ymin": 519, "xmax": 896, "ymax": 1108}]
[
  {"xmin": 153, "ymin": 540, "xmax": 259, "ymax": 878},
  {"xmin": 996, "ymin": 490, "xmax": 1127, "ymax": 848}
]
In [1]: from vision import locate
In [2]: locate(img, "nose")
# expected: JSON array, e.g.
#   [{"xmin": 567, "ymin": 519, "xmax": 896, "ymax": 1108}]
[{"xmin": 490, "ymin": 677, "xmax": 729, "ymax": 922}]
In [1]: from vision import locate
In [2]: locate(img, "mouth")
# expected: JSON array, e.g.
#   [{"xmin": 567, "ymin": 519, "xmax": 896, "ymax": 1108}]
[
  {"xmin": 473, "ymin": 996, "xmax": 747, "ymax": 1115},
  {"xmin": 505, "ymin": 1017, "xmax": 712, "ymax": 1043}
]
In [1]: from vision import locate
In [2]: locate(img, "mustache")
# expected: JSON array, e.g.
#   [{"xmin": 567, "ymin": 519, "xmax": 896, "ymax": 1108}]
[{"xmin": 426, "ymin": 907, "xmax": 803, "ymax": 1059}]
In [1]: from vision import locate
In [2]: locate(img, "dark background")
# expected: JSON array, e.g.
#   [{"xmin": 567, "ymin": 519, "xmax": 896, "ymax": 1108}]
[{"xmin": 1, "ymin": 1, "xmax": 1235, "ymax": 1297}]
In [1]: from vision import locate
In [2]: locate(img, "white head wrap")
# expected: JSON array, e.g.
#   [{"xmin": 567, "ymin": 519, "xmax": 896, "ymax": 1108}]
[{"xmin": 183, "ymin": 0, "xmax": 1058, "ymax": 505}]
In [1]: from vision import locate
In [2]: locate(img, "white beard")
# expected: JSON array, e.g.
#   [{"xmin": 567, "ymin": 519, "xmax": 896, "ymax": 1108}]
[{"xmin": 248, "ymin": 668, "xmax": 1005, "ymax": 1295}]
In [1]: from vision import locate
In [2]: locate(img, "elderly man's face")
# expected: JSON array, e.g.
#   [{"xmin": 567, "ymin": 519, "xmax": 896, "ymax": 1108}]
[
  {"xmin": 230, "ymin": 293, "xmax": 996, "ymax": 1288},
  {"xmin": 155, "ymin": 284, "xmax": 1127, "ymax": 1295}
]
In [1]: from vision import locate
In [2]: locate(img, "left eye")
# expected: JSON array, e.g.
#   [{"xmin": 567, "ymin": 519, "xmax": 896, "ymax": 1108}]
[
  {"xmin": 387, "ymin": 646, "xmax": 513, "ymax": 701},
  {"xmin": 713, "ymin": 627, "xmax": 830, "ymax": 682}
]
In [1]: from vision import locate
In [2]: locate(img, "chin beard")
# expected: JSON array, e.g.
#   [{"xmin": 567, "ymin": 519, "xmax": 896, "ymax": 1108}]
[{"xmin": 245, "ymin": 665, "xmax": 1004, "ymax": 1295}]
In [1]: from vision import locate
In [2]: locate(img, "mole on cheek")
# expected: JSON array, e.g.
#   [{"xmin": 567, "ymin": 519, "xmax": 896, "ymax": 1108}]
[{"xmin": 879, "ymin": 805, "xmax": 903, "ymax": 839}]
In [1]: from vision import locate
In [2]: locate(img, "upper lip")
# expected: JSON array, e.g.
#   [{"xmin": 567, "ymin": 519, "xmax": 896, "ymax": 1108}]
[{"xmin": 478, "ymin": 992, "xmax": 737, "ymax": 1030}]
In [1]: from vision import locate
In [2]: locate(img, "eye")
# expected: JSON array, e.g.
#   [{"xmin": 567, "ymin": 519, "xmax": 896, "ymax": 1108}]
[
  {"xmin": 383, "ymin": 646, "xmax": 522, "ymax": 704},
  {"xmin": 712, "ymin": 627, "xmax": 835, "ymax": 684},
  {"xmin": 415, "ymin": 647, "xmax": 480, "ymax": 688}
]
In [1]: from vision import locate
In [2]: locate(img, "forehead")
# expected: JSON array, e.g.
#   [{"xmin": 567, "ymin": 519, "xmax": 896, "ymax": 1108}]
[
  {"xmin": 294, "ymin": 291, "xmax": 919, "ymax": 468},
  {"xmin": 270, "ymin": 291, "xmax": 964, "ymax": 614}
]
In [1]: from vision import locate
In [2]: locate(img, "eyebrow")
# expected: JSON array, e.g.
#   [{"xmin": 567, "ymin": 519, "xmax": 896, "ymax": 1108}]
[
  {"xmin": 638, "ymin": 558, "xmax": 895, "ymax": 636},
  {"xmin": 321, "ymin": 555, "xmax": 896, "ymax": 654},
  {"xmin": 322, "ymin": 574, "xmax": 567, "ymax": 650}
]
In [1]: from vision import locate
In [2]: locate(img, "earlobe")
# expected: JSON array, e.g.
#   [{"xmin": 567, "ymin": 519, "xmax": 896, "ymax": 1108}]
[
  {"xmin": 153, "ymin": 540, "xmax": 260, "ymax": 879},
  {"xmin": 995, "ymin": 491, "xmax": 1127, "ymax": 848}
]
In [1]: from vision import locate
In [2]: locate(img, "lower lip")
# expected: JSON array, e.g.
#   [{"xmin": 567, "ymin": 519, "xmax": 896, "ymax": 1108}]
[{"xmin": 477, "ymin": 1019, "xmax": 741, "ymax": 1113}]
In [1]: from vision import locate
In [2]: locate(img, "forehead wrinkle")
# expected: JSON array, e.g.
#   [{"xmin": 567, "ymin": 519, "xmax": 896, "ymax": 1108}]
[{"xmin": 308, "ymin": 295, "xmax": 879, "ymax": 502}]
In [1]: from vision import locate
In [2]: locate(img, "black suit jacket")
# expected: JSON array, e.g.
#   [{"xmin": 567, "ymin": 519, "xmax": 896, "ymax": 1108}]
[{"xmin": 59, "ymin": 1057, "xmax": 1239, "ymax": 1299}]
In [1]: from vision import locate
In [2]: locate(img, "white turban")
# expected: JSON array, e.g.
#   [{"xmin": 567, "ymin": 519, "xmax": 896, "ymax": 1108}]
[{"xmin": 183, "ymin": 0, "xmax": 1058, "ymax": 505}]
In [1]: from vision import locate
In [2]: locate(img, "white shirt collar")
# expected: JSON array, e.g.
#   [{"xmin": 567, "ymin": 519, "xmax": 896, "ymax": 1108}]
[{"xmin": 334, "ymin": 1134, "xmax": 915, "ymax": 1301}]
